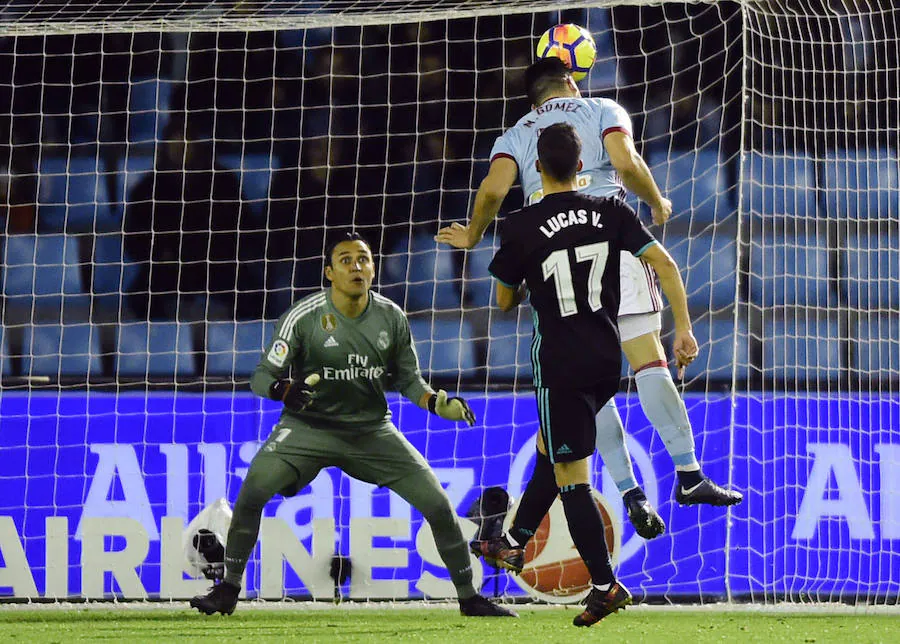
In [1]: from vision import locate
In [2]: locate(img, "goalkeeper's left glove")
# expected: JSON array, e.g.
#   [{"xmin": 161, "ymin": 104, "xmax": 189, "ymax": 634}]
[{"xmin": 428, "ymin": 390, "xmax": 476, "ymax": 426}]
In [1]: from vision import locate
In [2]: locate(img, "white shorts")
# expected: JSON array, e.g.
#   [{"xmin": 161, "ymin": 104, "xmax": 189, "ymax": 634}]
[
  {"xmin": 618, "ymin": 251, "xmax": 662, "ymax": 317},
  {"xmin": 618, "ymin": 311, "xmax": 662, "ymax": 343}
]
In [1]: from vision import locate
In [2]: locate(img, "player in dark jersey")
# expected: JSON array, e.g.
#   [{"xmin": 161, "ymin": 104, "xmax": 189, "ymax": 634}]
[{"xmin": 484, "ymin": 123, "xmax": 698, "ymax": 627}]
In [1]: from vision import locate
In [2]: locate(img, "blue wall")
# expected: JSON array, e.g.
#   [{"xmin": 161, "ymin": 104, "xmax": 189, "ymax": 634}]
[{"xmin": 1, "ymin": 391, "xmax": 898, "ymax": 600}]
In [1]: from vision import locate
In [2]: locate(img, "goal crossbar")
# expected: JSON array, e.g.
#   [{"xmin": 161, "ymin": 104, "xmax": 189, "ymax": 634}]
[{"xmin": 0, "ymin": 0, "xmax": 712, "ymax": 36}]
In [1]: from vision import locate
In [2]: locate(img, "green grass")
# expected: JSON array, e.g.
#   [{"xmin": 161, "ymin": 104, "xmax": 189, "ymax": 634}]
[{"xmin": 1, "ymin": 605, "xmax": 897, "ymax": 643}]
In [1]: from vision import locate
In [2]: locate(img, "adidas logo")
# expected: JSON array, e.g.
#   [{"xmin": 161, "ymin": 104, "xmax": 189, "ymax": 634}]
[
  {"xmin": 556, "ymin": 444, "xmax": 572, "ymax": 455},
  {"xmin": 324, "ymin": 336, "xmax": 339, "ymax": 348}
]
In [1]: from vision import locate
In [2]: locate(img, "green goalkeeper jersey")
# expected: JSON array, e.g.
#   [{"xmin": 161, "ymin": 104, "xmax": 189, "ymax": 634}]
[{"xmin": 250, "ymin": 288, "xmax": 432, "ymax": 429}]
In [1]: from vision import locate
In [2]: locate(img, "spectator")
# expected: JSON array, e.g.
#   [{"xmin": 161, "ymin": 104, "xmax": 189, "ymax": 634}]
[
  {"xmin": 0, "ymin": 35, "xmax": 40, "ymax": 222},
  {"xmin": 122, "ymin": 115, "xmax": 265, "ymax": 321}
]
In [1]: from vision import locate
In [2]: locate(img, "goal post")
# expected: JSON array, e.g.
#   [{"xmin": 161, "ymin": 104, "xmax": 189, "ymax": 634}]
[{"xmin": 0, "ymin": 0, "xmax": 897, "ymax": 605}]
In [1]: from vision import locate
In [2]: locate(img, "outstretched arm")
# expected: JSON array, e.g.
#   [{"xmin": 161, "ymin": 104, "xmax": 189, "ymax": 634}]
[
  {"xmin": 604, "ymin": 131, "xmax": 672, "ymax": 225},
  {"xmin": 435, "ymin": 156, "xmax": 518, "ymax": 249},
  {"xmin": 639, "ymin": 243, "xmax": 697, "ymax": 378}
]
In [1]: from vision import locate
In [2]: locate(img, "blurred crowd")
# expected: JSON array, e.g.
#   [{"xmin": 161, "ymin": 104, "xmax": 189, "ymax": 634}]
[{"xmin": 0, "ymin": 1, "xmax": 895, "ymax": 323}]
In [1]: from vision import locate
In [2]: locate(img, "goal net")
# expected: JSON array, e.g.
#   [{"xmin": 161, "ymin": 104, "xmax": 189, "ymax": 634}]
[{"xmin": 0, "ymin": 0, "xmax": 897, "ymax": 605}]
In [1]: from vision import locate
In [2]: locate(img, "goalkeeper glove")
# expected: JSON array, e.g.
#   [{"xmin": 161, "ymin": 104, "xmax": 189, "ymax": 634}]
[
  {"xmin": 270, "ymin": 373, "xmax": 320, "ymax": 412},
  {"xmin": 428, "ymin": 390, "xmax": 476, "ymax": 426}
]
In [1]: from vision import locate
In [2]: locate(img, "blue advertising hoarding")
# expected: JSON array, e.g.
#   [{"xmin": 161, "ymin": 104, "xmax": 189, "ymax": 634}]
[{"xmin": 0, "ymin": 391, "xmax": 897, "ymax": 600}]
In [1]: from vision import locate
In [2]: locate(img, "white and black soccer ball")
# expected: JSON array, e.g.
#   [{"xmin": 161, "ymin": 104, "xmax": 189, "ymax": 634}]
[{"xmin": 183, "ymin": 497, "xmax": 233, "ymax": 580}]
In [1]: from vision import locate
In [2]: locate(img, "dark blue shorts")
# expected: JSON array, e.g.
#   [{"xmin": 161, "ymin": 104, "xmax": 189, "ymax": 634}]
[{"xmin": 535, "ymin": 379, "xmax": 620, "ymax": 464}]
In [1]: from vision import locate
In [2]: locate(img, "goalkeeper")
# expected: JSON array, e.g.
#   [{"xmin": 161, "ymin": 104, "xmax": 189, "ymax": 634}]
[
  {"xmin": 437, "ymin": 58, "xmax": 741, "ymax": 544},
  {"xmin": 191, "ymin": 233, "xmax": 515, "ymax": 618}
]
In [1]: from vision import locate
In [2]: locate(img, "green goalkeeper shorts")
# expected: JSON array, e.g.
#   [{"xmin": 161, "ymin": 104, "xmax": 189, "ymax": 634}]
[{"xmin": 256, "ymin": 417, "xmax": 432, "ymax": 490}]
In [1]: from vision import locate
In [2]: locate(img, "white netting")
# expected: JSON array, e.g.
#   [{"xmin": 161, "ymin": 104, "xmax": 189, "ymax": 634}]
[
  {"xmin": 737, "ymin": 0, "xmax": 899, "ymax": 603},
  {"xmin": 0, "ymin": 0, "xmax": 897, "ymax": 605}
]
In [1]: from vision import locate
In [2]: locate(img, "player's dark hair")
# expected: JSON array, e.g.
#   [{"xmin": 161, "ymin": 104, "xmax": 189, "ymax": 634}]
[
  {"xmin": 325, "ymin": 231, "xmax": 371, "ymax": 267},
  {"xmin": 524, "ymin": 57, "xmax": 572, "ymax": 106},
  {"xmin": 537, "ymin": 122, "xmax": 582, "ymax": 182}
]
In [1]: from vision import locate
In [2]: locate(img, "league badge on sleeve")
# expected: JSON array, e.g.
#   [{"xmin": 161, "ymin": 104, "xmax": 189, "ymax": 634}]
[{"xmin": 268, "ymin": 339, "xmax": 290, "ymax": 367}]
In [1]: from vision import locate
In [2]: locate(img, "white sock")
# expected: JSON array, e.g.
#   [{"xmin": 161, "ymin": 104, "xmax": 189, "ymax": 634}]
[
  {"xmin": 635, "ymin": 366, "xmax": 699, "ymax": 469},
  {"xmin": 594, "ymin": 400, "xmax": 639, "ymax": 491}
]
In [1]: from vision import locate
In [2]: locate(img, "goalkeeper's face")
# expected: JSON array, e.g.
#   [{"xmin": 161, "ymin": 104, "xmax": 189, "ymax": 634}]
[{"xmin": 326, "ymin": 240, "xmax": 375, "ymax": 297}]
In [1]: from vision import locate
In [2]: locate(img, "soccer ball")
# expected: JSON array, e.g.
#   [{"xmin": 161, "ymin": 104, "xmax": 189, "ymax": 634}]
[
  {"xmin": 508, "ymin": 493, "xmax": 621, "ymax": 604},
  {"xmin": 536, "ymin": 24, "xmax": 597, "ymax": 82}
]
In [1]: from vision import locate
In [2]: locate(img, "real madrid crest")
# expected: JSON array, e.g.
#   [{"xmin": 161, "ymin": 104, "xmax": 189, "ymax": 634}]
[
  {"xmin": 321, "ymin": 313, "xmax": 338, "ymax": 333},
  {"xmin": 377, "ymin": 330, "xmax": 390, "ymax": 350}
]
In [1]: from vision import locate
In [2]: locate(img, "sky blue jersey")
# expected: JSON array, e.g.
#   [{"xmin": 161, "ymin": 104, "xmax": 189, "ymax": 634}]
[{"xmin": 489, "ymin": 96, "xmax": 632, "ymax": 205}]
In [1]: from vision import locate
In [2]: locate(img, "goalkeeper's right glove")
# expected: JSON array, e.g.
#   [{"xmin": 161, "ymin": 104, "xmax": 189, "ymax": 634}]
[
  {"xmin": 428, "ymin": 390, "xmax": 476, "ymax": 426},
  {"xmin": 270, "ymin": 373, "xmax": 320, "ymax": 412}
]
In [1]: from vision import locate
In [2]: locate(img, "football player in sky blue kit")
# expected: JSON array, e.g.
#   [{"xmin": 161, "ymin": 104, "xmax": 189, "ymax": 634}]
[
  {"xmin": 190, "ymin": 233, "xmax": 516, "ymax": 618},
  {"xmin": 437, "ymin": 57, "xmax": 741, "ymax": 544}
]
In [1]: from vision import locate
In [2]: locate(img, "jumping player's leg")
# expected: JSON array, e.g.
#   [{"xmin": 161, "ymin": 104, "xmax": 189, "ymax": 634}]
[
  {"xmin": 620, "ymin": 315, "xmax": 699, "ymax": 476},
  {"xmin": 616, "ymin": 253, "xmax": 699, "ymax": 479},
  {"xmin": 593, "ymin": 396, "xmax": 665, "ymax": 539},
  {"xmin": 583, "ymin": 254, "xmax": 667, "ymax": 527},
  {"xmin": 594, "ymin": 399, "xmax": 639, "ymax": 492},
  {"xmin": 620, "ymin": 317, "xmax": 741, "ymax": 506}
]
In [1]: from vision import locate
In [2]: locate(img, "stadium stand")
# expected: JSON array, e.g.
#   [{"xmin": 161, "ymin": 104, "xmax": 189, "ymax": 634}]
[
  {"xmin": 381, "ymin": 233, "xmax": 461, "ymax": 312},
  {"xmin": 766, "ymin": 311, "xmax": 843, "ymax": 382},
  {"xmin": 821, "ymin": 148, "xmax": 899, "ymax": 220},
  {"xmin": 205, "ymin": 320, "xmax": 271, "ymax": 378},
  {"xmin": 650, "ymin": 148, "xmax": 734, "ymax": 225},
  {"xmin": 748, "ymin": 233, "xmax": 837, "ymax": 308},
  {"xmin": 409, "ymin": 316, "xmax": 476, "ymax": 378},
  {"xmin": 742, "ymin": 152, "xmax": 817, "ymax": 219},
  {"xmin": 665, "ymin": 232, "xmax": 738, "ymax": 310},
  {"xmin": 844, "ymin": 232, "xmax": 899, "ymax": 311},
  {"xmin": 116, "ymin": 321, "xmax": 196, "ymax": 377},
  {"xmin": 22, "ymin": 323, "xmax": 102, "ymax": 377},
  {"xmin": 38, "ymin": 156, "xmax": 113, "ymax": 233}
]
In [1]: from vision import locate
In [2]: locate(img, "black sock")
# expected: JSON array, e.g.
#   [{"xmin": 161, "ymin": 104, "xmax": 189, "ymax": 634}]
[
  {"xmin": 559, "ymin": 483, "xmax": 615, "ymax": 587},
  {"xmin": 623, "ymin": 487, "xmax": 647, "ymax": 503},
  {"xmin": 509, "ymin": 451, "xmax": 557, "ymax": 547},
  {"xmin": 676, "ymin": 469, "xmax": 705, "ymax": 489}
]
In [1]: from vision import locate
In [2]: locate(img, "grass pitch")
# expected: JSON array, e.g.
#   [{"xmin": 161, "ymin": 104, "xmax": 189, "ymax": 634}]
[{"xmin": 1, "ymin": 603, "xmax": 897, "ymax": 643}]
